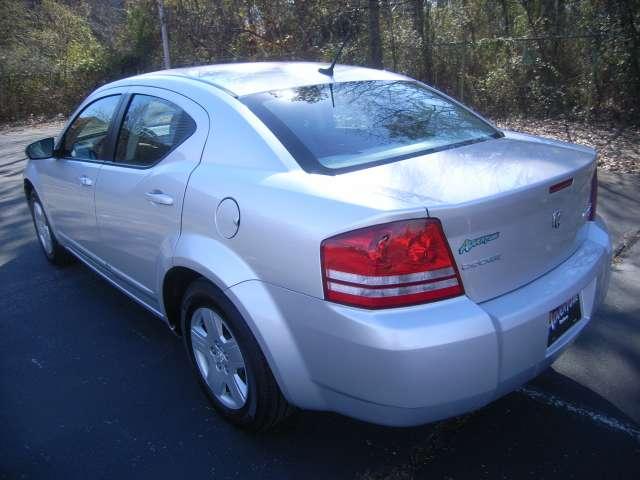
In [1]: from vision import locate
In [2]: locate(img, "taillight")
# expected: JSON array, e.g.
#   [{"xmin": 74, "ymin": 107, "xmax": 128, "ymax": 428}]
[
  {"xmin": 321, "ymin": 218, "xmax": 464, "ymax": 309},
  {"xmin": 588, "ymin": 168, "xmax": 598, "ymax": 221}
]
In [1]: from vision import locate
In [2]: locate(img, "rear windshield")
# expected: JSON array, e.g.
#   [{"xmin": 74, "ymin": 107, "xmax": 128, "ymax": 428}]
[{"xmin": 241, "ymin": 80, "xmax": 501, "ymax": 174}]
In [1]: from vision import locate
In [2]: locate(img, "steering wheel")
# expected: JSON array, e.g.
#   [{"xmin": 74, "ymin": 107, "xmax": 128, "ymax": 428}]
[{"xmin": 139, "ymin": 126, "xmax": 159, "ymax": 141}]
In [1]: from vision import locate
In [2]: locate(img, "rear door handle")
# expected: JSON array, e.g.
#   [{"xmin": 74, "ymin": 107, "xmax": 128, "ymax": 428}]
[
  {"xmin": 145, "ymin": 191, "xmax": 174, "ymax": 206},
  {"xmin": 79, "ymin": 175, "xmax": 93, "ymax": 187}
]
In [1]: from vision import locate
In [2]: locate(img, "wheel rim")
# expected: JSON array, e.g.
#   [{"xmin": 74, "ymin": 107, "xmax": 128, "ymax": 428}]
[
  {"xmin": 33, "ymin": 201, "xmax": 53, "ymax": 255},
  {"xmin": 190, "ymin": 307, "xmax": 248, "ymax": 410}
]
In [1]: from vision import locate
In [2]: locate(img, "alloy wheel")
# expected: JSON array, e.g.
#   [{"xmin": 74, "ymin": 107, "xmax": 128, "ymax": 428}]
[{"xmin": 190, "ymin": 307, "xmax": 248, "ymax": 409}]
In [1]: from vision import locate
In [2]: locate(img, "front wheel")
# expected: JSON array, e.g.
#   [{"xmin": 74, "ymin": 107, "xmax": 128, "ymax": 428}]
[
  {"xmin": 181, "ymin": 279, "xmax": 293, "ymax": 431},
  {"xmin": 28, "ymin": 191, "xmax": 73, "ymax": 266}
]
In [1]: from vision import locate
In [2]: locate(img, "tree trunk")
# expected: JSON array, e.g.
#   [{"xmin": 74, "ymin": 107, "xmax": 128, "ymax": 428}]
[
  {"xmin": 412, "ymin": 0, "xmax": 425, "ymax": 79},
  {"xmin": 368, "ymin": 0, "xmax": 383, "ymax": 69},
  {"xmin": 424, "ymin": 2, "xmax": 433, "ymax": 83},
  {"xmin": 385, "ymin": 1, "xmax": 398, "ymax": 71},
  {"xmin": 501, "ymin": 0, "xmax": 510, "ymax": 36},
  {"xmin": 157, "ymin": 0, "xmax": 171, "ymax": 69},
  {"xmin": 618, "ymin": 0, "xmax": 640, "ymax": 113}
]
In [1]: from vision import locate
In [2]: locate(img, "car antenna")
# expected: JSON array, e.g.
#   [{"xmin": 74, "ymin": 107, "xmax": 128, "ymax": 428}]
[{"xmin": 318, "ymin": 31, "xmax": 351, "ymax": 78}]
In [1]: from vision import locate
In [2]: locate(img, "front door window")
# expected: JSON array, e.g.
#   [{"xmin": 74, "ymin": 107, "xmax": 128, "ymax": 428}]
[{"xmin": 62, "ymin": 95, "xmax": 121, "ymax": 161}]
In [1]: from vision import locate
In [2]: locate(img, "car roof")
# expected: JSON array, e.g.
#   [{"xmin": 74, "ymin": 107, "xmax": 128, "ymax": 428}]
[{"xmin": 125, "ymin": 61, "xmax": 408, "ymax": 97}]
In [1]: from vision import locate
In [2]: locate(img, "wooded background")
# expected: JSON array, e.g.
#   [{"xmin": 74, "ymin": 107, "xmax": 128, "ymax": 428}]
[{"xmin": 1, "ymin": 0, "xmax": 638, "ymax": 124}]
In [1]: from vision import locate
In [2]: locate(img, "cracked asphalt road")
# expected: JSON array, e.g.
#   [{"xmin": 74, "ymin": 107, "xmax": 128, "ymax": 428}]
[{"xmin": 1, "ymin": 124, "xmax": 639, "ymax": 479}]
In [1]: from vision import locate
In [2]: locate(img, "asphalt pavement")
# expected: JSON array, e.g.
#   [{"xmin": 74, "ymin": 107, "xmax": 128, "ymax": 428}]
[{"xmin": 1, "ymin": 124, "xmax": 638, "ymax": 479}]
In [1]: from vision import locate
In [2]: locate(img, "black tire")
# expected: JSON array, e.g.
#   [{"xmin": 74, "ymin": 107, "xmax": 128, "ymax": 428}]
[
  {"xmin": 28, "ymin": 190, "xmax": 74, "ymax": 266},
  {"xmin": 181, "ymin": 279, "xmax": 293, "ymax": 431}
]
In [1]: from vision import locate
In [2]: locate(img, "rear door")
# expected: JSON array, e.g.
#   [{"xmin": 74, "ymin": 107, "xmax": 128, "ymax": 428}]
[
  {"xmin": 40, "ymin": 94, "xmax": 122, "ymax": 259},
  {"xmin": 94, "ymin": 88, "xmax": 209, "ymax": 308}
]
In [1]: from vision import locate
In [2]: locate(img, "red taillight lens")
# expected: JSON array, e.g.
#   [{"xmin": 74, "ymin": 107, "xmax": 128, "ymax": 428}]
[
  {"xmin": 321, "ymin": 218, "xmax": 464, "ymax": 309},
  {"xmin": 588, "ymin": 168, "xmax": 598, "ymax": 221}
]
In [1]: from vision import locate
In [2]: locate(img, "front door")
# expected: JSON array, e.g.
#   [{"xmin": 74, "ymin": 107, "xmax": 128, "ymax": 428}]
[
  {"xmin": 39, "ymin": 94, "xmax": 122, "ymax": 260},
  {"xmin": 94, "ymin": 88, "xmax": 208, "ymax": 308}
]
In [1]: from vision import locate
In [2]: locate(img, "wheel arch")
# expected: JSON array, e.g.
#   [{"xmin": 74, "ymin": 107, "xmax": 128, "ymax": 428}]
[
  {"xmin": 160, "ymin": 234, "xmax": 258, "ymax": 334},
  {"xmin": 161, "ymin": 265, "xmax": 203, "ymax": 334},
  {"xmin": 161, "ymin": 234, "xmax": 311, "ymax": 404},
  {"xmin": 23, "ymin": 178, "xmax": 35, "ymax": 198}
]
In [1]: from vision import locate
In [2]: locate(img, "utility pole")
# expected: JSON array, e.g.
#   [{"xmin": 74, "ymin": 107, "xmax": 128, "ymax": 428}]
[{"xmin": 157, "ymin": 0, "xmax": 171, "ymax": 69}]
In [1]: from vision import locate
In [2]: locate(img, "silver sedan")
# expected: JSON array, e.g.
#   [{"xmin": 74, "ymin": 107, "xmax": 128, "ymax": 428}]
[{"xmin": 23, "ymin": 62, "xmax": 611, "ymax": 430}]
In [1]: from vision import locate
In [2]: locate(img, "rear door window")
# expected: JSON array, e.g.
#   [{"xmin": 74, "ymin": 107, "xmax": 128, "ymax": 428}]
[{"xmin": 114, "ymin": 94, "xmax": 196, "ymax": 167}]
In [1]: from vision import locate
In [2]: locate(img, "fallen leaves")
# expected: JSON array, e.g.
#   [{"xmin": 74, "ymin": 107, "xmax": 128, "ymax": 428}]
[{"xmin": 495, "ymin": 117, "xmax": 640, "ymax": 174}]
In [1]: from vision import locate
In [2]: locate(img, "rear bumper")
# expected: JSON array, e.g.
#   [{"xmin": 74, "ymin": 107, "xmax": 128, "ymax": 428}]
[{"xmin": 228, "ymin": 219, "xmax": 612, "ymax": 426}]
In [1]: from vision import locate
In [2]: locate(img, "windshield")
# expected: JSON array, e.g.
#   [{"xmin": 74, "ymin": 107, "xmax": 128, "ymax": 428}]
[{"xmin": 241, "ymin": 80, "xmax": 501, "ymax": 174}]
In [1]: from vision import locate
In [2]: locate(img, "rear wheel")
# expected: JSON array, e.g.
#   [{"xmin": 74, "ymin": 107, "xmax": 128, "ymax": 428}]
[
  {"xmin": 190, "ymin": 307, "xmax": 249, "ymax": 410},
  {"xmin": 28, "ymin": 191, "xmax": 73, "ymax": 266},
  {"xmin": 181, "ymin": 279, "xmax": 293, "ymax": 431}
]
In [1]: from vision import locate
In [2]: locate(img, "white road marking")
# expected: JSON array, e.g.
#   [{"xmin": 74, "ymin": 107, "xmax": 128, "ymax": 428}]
[{"xmin": 519, "ymin": 387, "xmax": 640, "ymax": 442}]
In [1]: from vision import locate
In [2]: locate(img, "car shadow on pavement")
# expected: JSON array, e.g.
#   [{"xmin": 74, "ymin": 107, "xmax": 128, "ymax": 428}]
[{"xmin": 262, "ymin": 369, "xmax": 640, "ymax": 479}]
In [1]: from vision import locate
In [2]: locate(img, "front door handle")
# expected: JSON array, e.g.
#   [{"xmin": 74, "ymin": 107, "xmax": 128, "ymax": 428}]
[
  {"xmin": 145, "ymin": 191, "xmax": 174, "ymax": 206},
  {"xmin": 79, "ymin": 175, "xmax": 93, "ymax": 187}
]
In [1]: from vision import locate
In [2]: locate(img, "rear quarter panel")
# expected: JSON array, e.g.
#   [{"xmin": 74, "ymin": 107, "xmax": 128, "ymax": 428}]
[
  {"xmin": 178, "ymin": 166, "xmax": 430, "ymax": 297},
  {"xmin": 176, "ymin": 91, "xmax": 429, "ymax": 297}
]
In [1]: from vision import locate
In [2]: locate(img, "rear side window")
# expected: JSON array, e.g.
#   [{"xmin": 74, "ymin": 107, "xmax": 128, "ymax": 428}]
[
  {"xmin": 63, "ymin": 95, "xmax": 121, "ymax": 160},
  {"xmin": 241, "ymin": 80, "xmax": 501, "ymax": 174},
  {"xmin": 115, "ymin": 94, "xmax": 196, "ymax": 167}
]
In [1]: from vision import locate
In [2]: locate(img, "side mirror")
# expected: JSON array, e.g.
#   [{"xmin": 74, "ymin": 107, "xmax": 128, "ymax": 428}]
[{"xmin": 25, "ymin": 137, "xmax": 56, "ymax": 160}]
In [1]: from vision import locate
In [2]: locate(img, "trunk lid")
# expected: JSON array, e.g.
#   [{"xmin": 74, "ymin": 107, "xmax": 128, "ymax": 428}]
[
  {"xmin": 431, "ymin": 164, "xmax": 594, "ymax": 303},
  {"xmin": 337, "ymin": 131, "xmax": 597, "ymax": 302}
]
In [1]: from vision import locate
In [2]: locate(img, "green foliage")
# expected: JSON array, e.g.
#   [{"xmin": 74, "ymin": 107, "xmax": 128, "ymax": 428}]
[
  {"xmin": 0, "ymin": 0, "xmax": 108, "ymax": 121},
  {"xmin": 116, "ymin": 0, "xmax": 160, "ymax": 72},
  {"xmin": 1, "ymin": 0, "xmax": 639, "ymax": 123}
]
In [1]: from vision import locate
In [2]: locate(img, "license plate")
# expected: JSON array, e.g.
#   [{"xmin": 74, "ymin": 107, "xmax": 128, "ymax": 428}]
[{"xmin": 548, "ymin": 294, "xmax": 581, "ymax": 346}]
